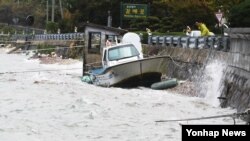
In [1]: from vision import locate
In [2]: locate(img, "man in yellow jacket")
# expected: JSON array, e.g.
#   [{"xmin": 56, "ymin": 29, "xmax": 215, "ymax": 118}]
[{"xmin": 195, "ymin": 22, "xmax": 213, "ymax": 36}]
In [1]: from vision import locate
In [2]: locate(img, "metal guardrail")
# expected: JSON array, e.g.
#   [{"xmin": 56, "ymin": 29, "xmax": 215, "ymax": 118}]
[
  {"xmin": 11, "ymin": 33, "xmax": 85, "ymax": 41},
  {"xmin": 10, "ymin": 33, "xmax": 230, "ymax": 52},
  {"xmin": 148, "ymin": 35, "xmax": 230, "ymax": 51},
  {"xmin": 34, "ymin": 33, "xmax": 84, "ymax": 41}
]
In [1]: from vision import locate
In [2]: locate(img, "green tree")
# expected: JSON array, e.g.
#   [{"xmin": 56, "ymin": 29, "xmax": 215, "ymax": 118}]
[
  {"xmin": 0, "ymin": 0, "xmax": 46, "ymax": 28},
  {"xmin": 46, "ymin": 21, "xmax": 58, "ymax": 33},
  {"xmin": 0, "ymin": 0, "xmax": 247, "ymax": 32},
  {"xmin": 229, "ymin": 0, "xmax": 250, "ymax": 27}
]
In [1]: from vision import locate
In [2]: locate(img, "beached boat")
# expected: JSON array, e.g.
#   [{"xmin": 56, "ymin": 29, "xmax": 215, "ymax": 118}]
[{"xmin": 83, "ymin": 33, "xmax": 171, "ymax": 87}]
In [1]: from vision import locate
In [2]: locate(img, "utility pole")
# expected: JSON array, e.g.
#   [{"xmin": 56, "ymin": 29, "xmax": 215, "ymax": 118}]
[
  {"xmin": 52, "ymin": 0, "xmax": 55, "ymax": 22},
  {"xmin": 46, "ymin": 0, "xmax": 49, "ymax": 23},
  {"xmin": 59, "ymin": 0, "xmax": 64, "ymax": 19},
  {"xmin": 107, "ymin": 11, "xmax": 112, "ymax": 27}
]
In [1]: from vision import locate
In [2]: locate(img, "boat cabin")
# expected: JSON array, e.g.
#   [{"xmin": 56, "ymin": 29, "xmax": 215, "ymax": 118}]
[
  {"xmin": 102, "ymin": 43, "xmax": 141, "ymax": 67},
  {"xmin": 102, "ymin": 32, "xmax": 144, "ymax": 68},
  {"xmin": 81, "ymin": 23, "xmax": 128, "ymax": 65}
]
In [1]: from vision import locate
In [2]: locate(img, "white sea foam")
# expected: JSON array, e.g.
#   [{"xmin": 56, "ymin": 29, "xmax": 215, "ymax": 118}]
[
  {"xmin": 0, "ymin": 51, "xmax": 244, "ymax": 141},
  {"xmin": 199, "ymin": 60, "xmax": 225, "ymax": 107}
]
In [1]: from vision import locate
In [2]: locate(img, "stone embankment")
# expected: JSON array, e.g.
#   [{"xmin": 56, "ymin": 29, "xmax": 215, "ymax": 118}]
[
  {"xmin": 145, "ymin": 28, "xmax": 250, "ymax": 122},
  {"xmin": 220, "ymin": 28, "xmax": 250, "ymax": 119},
  {"xmin": 143, "ymin": 43, "xmax": 228, "ymax": 81}
]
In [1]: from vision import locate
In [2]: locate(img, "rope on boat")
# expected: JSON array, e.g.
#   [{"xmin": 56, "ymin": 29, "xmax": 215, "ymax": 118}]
[
  {"xmin": 155, "ymin": 110, "xmax": 250, "ymax": 125},
  {"xmin": 144, "ymin": 54, "xmax": 186, "ymax": 68},
  {"xmin": 168, "ymin": 55, "xmax": 186, "ymax": 68}
]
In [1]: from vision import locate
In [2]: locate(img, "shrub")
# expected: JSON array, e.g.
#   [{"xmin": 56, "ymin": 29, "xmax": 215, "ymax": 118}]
[
  {"xmin": 229, "ymin": 0, "xmax": 250, "ymax": 27},
  {"xmin": 46, "ymin": 22, "xmax": 59, "ymax": 34},
  {"xmin": 37, "ymin": 44, "xmax": 56, "ymax": 54}
]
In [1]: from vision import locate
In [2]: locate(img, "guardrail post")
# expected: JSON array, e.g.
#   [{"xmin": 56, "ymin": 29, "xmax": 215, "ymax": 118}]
[
  {"xmin": 180, "ymin": 36, "xmax": 189, "ymax": 48},
  {"xmin": 207, "ymin": 36, "xmax": 215, "ymax": 49},
  {"xmin": 222, "ymin": 36, "xmax": 230, "ymax": 51},
  {"xmin": 188, "ymin": 37, "xmax": 197, "ymax": 48},
  {"xmin": 197, "ymin": 37, "xmax": 207, "ymax": 49},
  {"xmin": 160, "ymin": 36, "xmax": 166, "ymax": 46},
  {"xmin": 214, "ymin": 36, "xmax": 222, "ymax": 50},
  {"xmin": 155, "ymin": 36, "xmax": 159, "ymax": 45},
  {"xmin": 148, "ymin": 36, "xmax": 152, "ymax": 45},
  {"xmin": 172, "ymin": 36, "xmax": 181, "ymax": 47},
  {"xmin": 163, "ymin": 36, "xmax": 166, "ymax": 46},
  {"xmin": 166, "ymin": 36, "xmax": 173, "ymax": 47}
]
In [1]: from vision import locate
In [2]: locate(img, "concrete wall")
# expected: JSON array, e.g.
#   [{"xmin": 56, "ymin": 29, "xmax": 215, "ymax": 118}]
[
  {"xmin": 146, "ymin": 28, "xmax": 250, "ymax": 121},
  {"xmin": 143, "ymin": 45, "xmax": 228, "ymax": 80},
  {"xmin": 220, "ymin": 28, "xmax": 250, "ymax": 118}
]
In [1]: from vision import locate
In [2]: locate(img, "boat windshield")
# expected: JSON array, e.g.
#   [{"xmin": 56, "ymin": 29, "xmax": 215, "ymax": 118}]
[{"xmin": 108, "ymin": 45, "xmax": 139, "ymax": 61}]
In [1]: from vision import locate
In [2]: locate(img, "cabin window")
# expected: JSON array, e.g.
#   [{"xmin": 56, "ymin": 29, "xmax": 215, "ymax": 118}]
[
  {"xmin": 88, "ymin": 32, "xmax": 101, "ymax": 54},
  {"xmin": 108, "ymin": 45, "xmax": 139, "ymax": 61}
]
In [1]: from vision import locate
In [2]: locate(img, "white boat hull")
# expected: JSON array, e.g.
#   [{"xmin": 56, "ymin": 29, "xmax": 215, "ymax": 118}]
[{"xmin": 91, "ymin": 56, "xmax": 170, "ymax": 87}]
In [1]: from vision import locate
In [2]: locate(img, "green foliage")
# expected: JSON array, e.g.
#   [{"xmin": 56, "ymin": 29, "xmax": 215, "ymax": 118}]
[
  {"xmin": 150, "ymin": 31, "xmax": 184, "ymax": 36},
  {"xmin": 128, "ymin": 0, "xmax": 218, "ymax": 33},
  {"xmin": 135, "ymin": 30, "xmax": 184, "ymax": 44},
  {"xmin": 0, "ymin": 0, "xmax": 247, "ymax": 33},
  {"xmin": 158, "ymin": 17, "xmax": 175, "ymax": 32},
  {"xmin": 169, "ymin": 0, "xmax": 217, "ymax": 32},
  {"xmin": 0, "ymin": 0, "xmax": 46, "ymax": 28},
  {"xmin": 229, "ymin": 0, "xmax": 250, "ymax": 27},
  {"xmin": 134, "ymin": 31, "xmax": 148, "ymax": 44},
  {"xmin": 46, "ymin": 22, "xmax": 59, "ymax": 34},
  {"xmin": 1, "ymin": 26, "xmax": 15, "ymax": 34},
  {"xmin": 58, "ymin": 19, "xmax": 74, "ymax": 33},
  {"xmin": 129, "ymin": 16, "xmax": 161, "ymax": 31},
  {"xmin": 67, "ymin": 47, "xmax": 79, "ymax": 59},
  {"xmin": 37, "ymin": 44, "xmax": 56, "ymax": 54}
]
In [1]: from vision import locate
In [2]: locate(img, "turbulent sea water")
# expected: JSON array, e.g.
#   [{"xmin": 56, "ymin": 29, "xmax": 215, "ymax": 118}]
[{"xmin": 0, "ymin": 48, "xmax": 244, "ymax": 141}]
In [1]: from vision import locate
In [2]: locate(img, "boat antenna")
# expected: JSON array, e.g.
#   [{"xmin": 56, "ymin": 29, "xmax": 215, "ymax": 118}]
[{"xmin": 115, "ymin": 36, "xmax": 118, "ymax": 45}]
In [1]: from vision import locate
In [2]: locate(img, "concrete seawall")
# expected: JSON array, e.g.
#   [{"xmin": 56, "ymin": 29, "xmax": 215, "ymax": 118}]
[
  {"xmin": 145, "ymin": 28, "xmax": 250, "ymax": 121},
  {"xmin": 220, "ymin": 28, "xmax": 250, "ymax": 117},
  {"xmin": 143, "ymin": 45, "xmax": 228, "ymax": 81}
]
